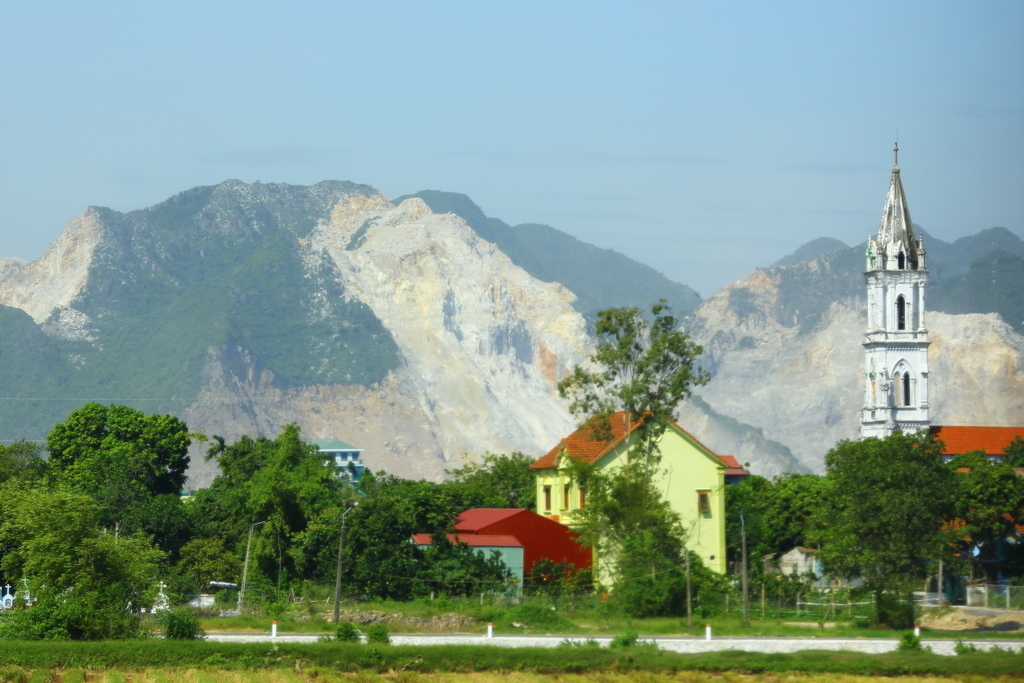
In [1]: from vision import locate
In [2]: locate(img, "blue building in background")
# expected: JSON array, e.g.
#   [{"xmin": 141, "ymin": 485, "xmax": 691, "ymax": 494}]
[{"xmin": 314, "ymin": 438, "xmax": 365, "ymax": 483}]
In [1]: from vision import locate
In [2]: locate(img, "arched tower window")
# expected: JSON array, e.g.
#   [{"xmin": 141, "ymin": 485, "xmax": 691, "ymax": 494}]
[
  {"xmin": 896, "ymin": 295, "xmax": 907, "ymax": 330},
  {"xmin": 893, "ymin": 372, "xmax": 903, "ymax": 406},
  {"xmin": 902, "ymin": 373, "xmax": 912, "ymax": 406},
  {"xmin": 897, "ymin": 251, "xmax": 906, "ymax": 270}
]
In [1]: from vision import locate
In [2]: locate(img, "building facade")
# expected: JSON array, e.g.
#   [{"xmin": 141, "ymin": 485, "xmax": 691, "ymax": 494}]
[
  {"xmin": 531, "ymin": 413, "xmax": 729, "ymax": 580},
  {"xmin": 860, "ymin": 144, "xmax": 931, "ymax": 439}
]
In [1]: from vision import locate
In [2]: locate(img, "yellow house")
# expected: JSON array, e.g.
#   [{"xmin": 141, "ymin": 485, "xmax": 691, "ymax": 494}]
[{"xmin": 530, "ymin": 412, "xmax": 731, "ymax": 578}]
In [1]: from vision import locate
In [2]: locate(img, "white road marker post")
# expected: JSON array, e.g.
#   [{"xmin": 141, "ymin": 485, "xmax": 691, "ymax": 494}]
[{"xmin": 705, "ymin": 624, "xmax": 712, "ymax": 641}]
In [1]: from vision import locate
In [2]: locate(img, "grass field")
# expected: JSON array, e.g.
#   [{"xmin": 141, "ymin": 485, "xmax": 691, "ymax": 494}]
[
  {"xmin": 1, "ymin": 642, "xmax": 1023, "ymax": 681},
  {"xmin": 0, "ymin": 671, "xmax": 1019, "ymax": 683}
]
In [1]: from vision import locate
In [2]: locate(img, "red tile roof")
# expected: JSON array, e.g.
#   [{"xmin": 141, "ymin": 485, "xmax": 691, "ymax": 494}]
[
  {"xmin": 410, "ymin": 533, "xmax": 523, "ymax": 548},
  {"xmin": 453, "ymin": 508, "xmax": 526, "ymax": 532},
  {"xmin": 531, "ymin": 412, "xmax": 723, "ymax": 470},
  {"xmin": 718, "ymin": 454, "xmax": 750, "ymax": 476},
  {"xmin": 929, "ymin": 426, "xmax": 1024, "ymax": 456}
]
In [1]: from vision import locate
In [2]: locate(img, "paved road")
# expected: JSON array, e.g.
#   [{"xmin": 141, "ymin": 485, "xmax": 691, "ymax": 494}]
[{"xmin": 205, "ymin": 631, "xmax": 1024, "ymax": 656}]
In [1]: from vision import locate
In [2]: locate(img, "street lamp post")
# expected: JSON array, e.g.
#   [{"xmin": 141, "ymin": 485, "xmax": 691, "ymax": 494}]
[
  {"xmin": 333, "ymin": 502, "xmax": 359, "ymax": 624},
  {"xmin": 237, "ymin": 520, "xmax": 267, "ymax": 615}
]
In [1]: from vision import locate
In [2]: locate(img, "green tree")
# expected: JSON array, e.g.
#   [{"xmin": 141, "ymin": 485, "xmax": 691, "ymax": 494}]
[
  {"xmin": 556, "ymin": 301, "xmax": 707, "ymax": 595},
  {"xmin": 47, "ymin": 403, "xmax": 191, "ymax": 497},
  {"xmin": 0, "ymin": 486, "xmax": 163, "ymax": 640},
  {"xmin": 446, "ymin": 451, "xmax": 537, "ymax": 509},
  {"xmin": 947, "ymin": 450, "xmax": 1024, "ymax": 579},
  {"xmin": 815, "ymin": 432, "xmax": 956, "ymax": 628},
  {"xmin": 1003, "ymin": 436, "xmax": 1024, "ymax": 468},
  {"xmin": 0, "ymin": 439, "xmax": 46, "ymax": 485},
  {"xmin": 558, "ymin": 301, "xmax": 708, "ymax": 465},
  {"xmin": 177, "ymin": 537, "xmax": 242, "ymax": 592}
]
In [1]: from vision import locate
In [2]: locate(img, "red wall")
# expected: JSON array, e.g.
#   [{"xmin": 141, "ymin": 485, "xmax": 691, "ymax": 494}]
[{"xmin": 474, "ymin": 511, "xmax": 591, "ymax": 574}]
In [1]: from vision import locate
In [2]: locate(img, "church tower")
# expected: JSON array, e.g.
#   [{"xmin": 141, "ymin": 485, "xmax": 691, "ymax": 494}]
[{"xmin": 860, "ymin": 143, "xmax": 930, "ymax": 439}]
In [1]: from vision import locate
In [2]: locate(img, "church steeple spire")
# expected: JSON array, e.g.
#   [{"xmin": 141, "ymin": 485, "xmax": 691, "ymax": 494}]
[
  {"xmin": 871, "ymin": 141, "xmax": 920, "ymax": 271},
  {"xmin": 860, "ymin": 145, "xmax": 930, "ymax": 440}
]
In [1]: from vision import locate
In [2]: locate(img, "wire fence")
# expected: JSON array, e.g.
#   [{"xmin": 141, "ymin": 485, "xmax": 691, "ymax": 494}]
[{"xmin": 964, "ymin": 583, "xmax": 1024, "ymax": 610}]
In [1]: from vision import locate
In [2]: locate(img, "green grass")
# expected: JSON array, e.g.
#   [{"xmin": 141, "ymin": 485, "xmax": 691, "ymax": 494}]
[
  {"xmin": 231, "ymin": 597, "xmax": 1024, "ymax": 641},
  {"xmin": 0, "ymin": 641, "xmax": 1022, "ymax": 677}
]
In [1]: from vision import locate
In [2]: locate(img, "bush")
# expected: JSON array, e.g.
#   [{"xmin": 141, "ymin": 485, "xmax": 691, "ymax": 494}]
[
  {"xmin": 609, "ymin": 631, "xmax": 658, "ymax": 649},
  {"xmin": 159, "ymin": 608, "xmax": 205, "ymax": 640},
  {"xmin": 333, "ymin": 621, "xmax": 361, "ymax": 643},
  {"xmin": 365, "ymin": 623, "xmax": 390, "ymax": 645},
  {"xmin": 898, "ymin": 632, "xmax": 928, "ymax": 652}
]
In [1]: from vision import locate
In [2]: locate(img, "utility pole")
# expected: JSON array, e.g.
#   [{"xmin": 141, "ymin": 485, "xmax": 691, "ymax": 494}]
[
  {"xmin": 740, "ymin": 510, "xmax": 749, "ymax": 626},
  {"xmin": 237, "ymin": 520, "xmax": 266, "ymax": 615},
  {"xmin": 333, "ymin": 501, "xmax": 359, "ymax": 624}
]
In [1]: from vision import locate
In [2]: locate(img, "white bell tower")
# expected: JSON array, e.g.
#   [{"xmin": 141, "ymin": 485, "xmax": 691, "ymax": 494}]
[{"xmin": 860, "ymin": 143, "xmax": 930, "ymax": 439}]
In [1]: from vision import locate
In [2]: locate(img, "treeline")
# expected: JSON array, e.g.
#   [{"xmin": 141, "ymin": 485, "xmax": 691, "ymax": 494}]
[
  {"xmin": 724, "ymin": 432, "xmax": 1024, "ymax": 627},
  {"xmin": 0, "ymin": 403, "xmax": 541, "ymax": 639}
]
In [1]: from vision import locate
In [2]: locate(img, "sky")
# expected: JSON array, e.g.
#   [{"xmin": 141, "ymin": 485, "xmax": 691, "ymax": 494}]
[{"xmin": 1, "ymin": 1, "xmax": 1021, "ymax": 298}]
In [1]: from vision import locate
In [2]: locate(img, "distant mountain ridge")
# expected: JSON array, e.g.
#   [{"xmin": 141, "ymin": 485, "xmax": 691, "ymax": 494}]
[
  {"xmin": 395, "ymin": 191, "xmax": 701, "ymax": 320},
  {"xmin": 0, "ymin": 179, "xmax": 1019, "ymax": 482}
]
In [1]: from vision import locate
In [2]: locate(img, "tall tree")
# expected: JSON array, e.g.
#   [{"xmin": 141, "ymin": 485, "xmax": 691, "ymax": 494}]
[
  {"xmin": 47, "ymin": 403, "xmax": 191, "ymax": 499},
  {"xmin": 815, "ymin": 432, "xmax": 956, "ymax": 628},
  {"xmin": 557, "ymin": 300, "xmax": 708, "ymax": 465},
  {"xmin": 556, "ymin": 301, "xmax": 709, "ymax": 599},
  {"xmin": 446, "ymin": 452, "xmax": 537, "ymax": 509},
  {"xmin": 0, "ymin": 486, "xmax": 163, "ymax": 640},
  {"xmin": 45, "ymin": 403, "xmax": 194, "ymax": 553}
]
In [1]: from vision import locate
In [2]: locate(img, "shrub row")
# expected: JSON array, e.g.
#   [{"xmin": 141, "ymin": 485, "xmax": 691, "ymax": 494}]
[{"xmin": 0, "ymin": 642, "xmax": 1022, "ymax": 676}]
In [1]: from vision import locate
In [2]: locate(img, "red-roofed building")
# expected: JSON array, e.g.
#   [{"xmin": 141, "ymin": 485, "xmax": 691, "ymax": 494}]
[
  {"xmin": 929, "ymin": 426, "xmax": 1024, "ymax": 459},
  {"xmin": 532, "ymin": 412, "xmax": 729, "ymax": 578},
  {"xmin": 412, "ymin": 508, "xmax": 591, "ymax": 592},
  {"xmin": 718, "ymin": 455, "xmax": 751, "ymax": 484}
]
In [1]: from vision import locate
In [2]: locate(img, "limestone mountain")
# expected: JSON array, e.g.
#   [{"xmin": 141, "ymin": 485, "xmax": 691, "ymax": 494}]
[
  {"xmin": 0, "ymin": 179, "xmax": 1019, "ymax": 483},
  {"xmin": 0, "ymin": 180, "xmax": 692, "ymax": 486},
  {"xmin": 681, "ymin": 230, "xmax": 1024, "ymax": 475},
  {"xmin": 395, "ymin": 190, "xmax": 701, "ymax": 320}
]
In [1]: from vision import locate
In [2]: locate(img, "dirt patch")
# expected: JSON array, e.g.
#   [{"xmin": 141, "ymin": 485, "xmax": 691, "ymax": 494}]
[
  {"xmin": 921, "ymin": 606, "xmax": 1024, "ymax": 632},
  {"xmin": 322, "ymin": 609, "xmax": 479, "ymax": 632}
]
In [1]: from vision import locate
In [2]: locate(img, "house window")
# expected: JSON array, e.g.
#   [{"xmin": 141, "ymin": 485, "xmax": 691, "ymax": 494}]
[
  {"xmin": 543, "ymin": 485, "xmax": 552, "ymax": 512},
  {"xmin": 697, "ymin": 491, "xmax": 711, "ymax": 514},
  {"xmin": 579, "ymin": 486, "xmax": 586, "ymax": 509},
  {"xmin": 896, "ymin": 295, "xmax": 907, "ymax": 330},
  {"xmin": 562, "ymin": 483, "xmax": 571, "ymax": 511}
]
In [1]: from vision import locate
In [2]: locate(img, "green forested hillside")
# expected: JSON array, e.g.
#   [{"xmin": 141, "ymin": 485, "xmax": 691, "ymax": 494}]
[
  {"xmin": 761, "ymin": 227, "xmax": 1024, "ymax": 335},
  {"xmin": 0, "ymin": 181, "xmax": 402, "ymax": 442}
]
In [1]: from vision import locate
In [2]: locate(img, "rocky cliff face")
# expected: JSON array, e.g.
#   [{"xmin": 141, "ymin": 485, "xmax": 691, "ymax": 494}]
[
  {"xmin": 681, "ymin": 259, "xmax": 1024, "ymax": 476},
  {"xmin": 184, "ymin": 193, "xmax": 587, "ymax": 486},
  {"xmin": 0, "ymin": 181, "xmax": 1019, "ymax": 485},
  {"xmin": 0, "ymin": 185, "xmax": 587, "ymax": 487}
]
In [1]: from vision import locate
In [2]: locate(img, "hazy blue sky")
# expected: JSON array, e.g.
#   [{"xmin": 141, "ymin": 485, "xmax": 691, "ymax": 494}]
[{"xmin": 2, "ymin": 1, "xmax": 1021, "ymax": 297}]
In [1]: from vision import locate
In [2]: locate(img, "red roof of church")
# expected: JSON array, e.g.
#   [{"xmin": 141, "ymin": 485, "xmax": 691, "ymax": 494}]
[
  {"xmin": 929, "ymin": 426, "xmax": 1024, "ymax": 456},
  {"xmin": 531, "ymin": 412, "xmax": 724, "ymax": 470}
]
